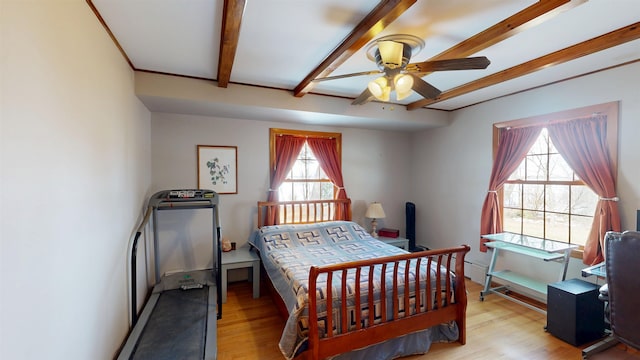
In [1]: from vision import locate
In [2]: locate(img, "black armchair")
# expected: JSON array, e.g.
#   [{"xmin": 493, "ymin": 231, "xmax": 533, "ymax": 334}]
[
  {"xmin": 604, "ymin": 230, "xmax": 640, "ymax": 350},
  {"xmin": 583, "ymin": 231, "xmax": 640, "ymax": 358}
]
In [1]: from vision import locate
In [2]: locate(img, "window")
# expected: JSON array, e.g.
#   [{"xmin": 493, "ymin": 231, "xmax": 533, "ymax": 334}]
[
  {"xmin": 502, "ymin": 128, "xmax": 598, "ymax": 246},
  {"xmin": 491, "ymin": 102, "xmax": 618, "ymax": 252},
  {"xmin": 278, "ymin": 141, "xmax": 335, "ymax": 201},
  {"xmin": 268, "ymin": 128, "xmax": 344, "ymax": 223}
]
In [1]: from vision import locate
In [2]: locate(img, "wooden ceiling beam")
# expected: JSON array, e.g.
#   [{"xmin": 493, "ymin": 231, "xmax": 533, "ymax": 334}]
[
  {"xmin": 293, "ymin": 0, "xmax": 417, "ymax": 97},
  {"xmin": 407, "ymin": 22, "xmax": 640, "ymax": 110},
  {"xmin": 217, "ymin": 0, "xmax": 246, "ymax": 88},
  {"xmin": 406, "ymin": 0, "xmax": 585, "ymax": 107},
  {"xmin": 428, "ymin": 0, "xmax": 583, "ymax": 61}
]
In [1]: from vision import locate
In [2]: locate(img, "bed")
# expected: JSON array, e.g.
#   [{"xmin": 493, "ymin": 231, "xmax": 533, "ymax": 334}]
[{"xmin": 250, "ymin": 199, "xmax": 469, "ymax": 360}]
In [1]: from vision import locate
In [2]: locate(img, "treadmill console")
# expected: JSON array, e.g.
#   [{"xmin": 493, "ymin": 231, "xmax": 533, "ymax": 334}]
[
  {"xmin": 149, "ymin": 188, "xmax": 218, "ymax": 211},
  {"xmin": 166, "ymin": 189, "xmax": 215, "ymax": 200}
]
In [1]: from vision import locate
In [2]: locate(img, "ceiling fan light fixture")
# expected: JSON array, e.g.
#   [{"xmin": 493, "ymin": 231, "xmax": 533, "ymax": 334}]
[
  {"xmin": 377, "ymin": 40, "xmax": 404, "ymax": 68},
  {"xmin": 394, "ymin": 73, "xmax": 413, "ymax": 92},
  {"xmin": 368, "ymin": 76, "xmax": 390, "ymax": 101},
  {"xmin": 366, "ymin": 34, "xmax": 425, "ymax": 69},
  {"xmin": 331, "ymin": 34, "xmax": 492, "ymax": 106},
  {"xmin": 380, "ymin": 86, "xmax": 391, "ymax": 102},
  {"xmin": 396, "ymin": 88, "xmax": 412, "ymax": 101}
]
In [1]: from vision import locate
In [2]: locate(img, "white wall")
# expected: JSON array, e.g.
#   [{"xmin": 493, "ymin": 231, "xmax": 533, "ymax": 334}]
[
  {"xmin": 1, "ymin": 1, "xmax": 151, "ymax": 359},
  {"xmin": 4, "ymin": 3, "xmax": 636, "ymax": 358},
  {"xmin": 150, "ymin": 112, "xmax": 415, "ymax": 274},
  {"xmin": 410, "ymin": 61, "xmax": 640, "ymax": 286}
]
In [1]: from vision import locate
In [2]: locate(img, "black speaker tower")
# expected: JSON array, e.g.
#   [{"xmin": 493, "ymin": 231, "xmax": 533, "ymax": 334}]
[{"xmin": 406, "ymin": 202, "xmax": 416, "ymax": 251}]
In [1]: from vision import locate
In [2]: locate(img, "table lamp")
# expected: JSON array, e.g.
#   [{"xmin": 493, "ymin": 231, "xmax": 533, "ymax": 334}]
[{"xmin": 365, "ymin": 202, "xmax": 386, "ymax": 238}]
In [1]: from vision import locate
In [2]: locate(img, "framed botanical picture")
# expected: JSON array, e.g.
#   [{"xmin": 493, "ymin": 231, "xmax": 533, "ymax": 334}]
[{"xmin": 197, "ymin": 145, "xmax": 238, "ymax": 194}]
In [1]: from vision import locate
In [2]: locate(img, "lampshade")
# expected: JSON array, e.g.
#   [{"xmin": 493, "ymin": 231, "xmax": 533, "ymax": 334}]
[
  {"xmin": 365, "ymin": 202, "xmax": 386, "ymax": 219},
  {"xmin": 368, "ymin": 73, "xmax": 415, "ymax": 101},
  {"xmin": 377, "ymin": 40, "xmax": 403, "ymax": 68},
  {"xmin": 395, "ymin": 88, "xmax": 412, "ymax": 101},
  {"xmin": 394, "ymin": 73, "xmax": 414, "ymax": 100},
  {"xmin": 368, "ymin": 76, "xmax": 390, "ymax": 101}
]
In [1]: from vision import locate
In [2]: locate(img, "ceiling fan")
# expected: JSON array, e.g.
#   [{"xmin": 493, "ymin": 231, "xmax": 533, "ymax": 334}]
[{"xmin": 313, "ymin": 34, "xmax": 491, "ymax": 105}]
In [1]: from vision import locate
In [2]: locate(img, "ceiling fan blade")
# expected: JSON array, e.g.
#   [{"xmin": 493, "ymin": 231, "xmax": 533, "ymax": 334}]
[
  {"xmin": 351, "ymin": 88, "xmax": 374, "ymax": 105},
  {"xmin": 312, "ymin": 70, "xmax": 383, "ymax": 82},
  {"xmin": 406, "ymin": 56, "xmax": 491, "ymax": 73},
  {"xmin": 410, "ymin": 75, "xmax": 441, "ymax": 99}
]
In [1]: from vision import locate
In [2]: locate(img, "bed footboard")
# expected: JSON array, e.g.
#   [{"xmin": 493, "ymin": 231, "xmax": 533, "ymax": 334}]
[{"xmin": 305, "ymin": 245, "xmax": 470, "ymax": 360}]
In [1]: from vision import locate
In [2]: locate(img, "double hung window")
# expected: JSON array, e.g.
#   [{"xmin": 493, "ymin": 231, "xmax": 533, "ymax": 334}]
[
  {"xmin": 267, "ymin": 128, "xmax": 346, "ymax": 224},
  {"xmin": 482, "ymin": 102, "xmax": 619, "ymax": 262},
  {"xmin": 502, "ymin": 128, "xmax": 598, "ymax": 246},
  {"xmin": 278, "ymin": 140, "xmax": 335, "ymax": 202}
]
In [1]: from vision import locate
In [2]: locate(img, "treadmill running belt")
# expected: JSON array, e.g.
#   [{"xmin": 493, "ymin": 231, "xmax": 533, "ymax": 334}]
[{"xmin": 132, "ymin": 288, "xmax": 209, "ymax": 360}]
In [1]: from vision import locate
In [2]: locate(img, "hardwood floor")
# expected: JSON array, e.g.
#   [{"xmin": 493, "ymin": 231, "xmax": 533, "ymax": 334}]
[
  {"xmin": 217, "ymin": 281, "xmax": 287, "ymax": 360},
  {"xmin": 217, "ymin": 279, "xmax": 630, "ymax": 360}
]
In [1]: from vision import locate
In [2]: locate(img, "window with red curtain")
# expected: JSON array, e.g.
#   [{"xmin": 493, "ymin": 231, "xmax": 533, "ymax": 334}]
[
  {"xmin": 268, "ymin": 128, "xmax": 346, "ymax": 223},
  {"xmin": 484, "ymin": 102, "xmax": 619, "ymax": 263},
  {"xmin": 501, "ymin": 128, "xmax": 599, "ymax": 246}
]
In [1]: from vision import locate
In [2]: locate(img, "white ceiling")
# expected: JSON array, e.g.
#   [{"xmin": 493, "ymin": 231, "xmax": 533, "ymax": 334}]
[{"xmin": 90, "ymin": 0, "xmax": 640, "ymax": 130}]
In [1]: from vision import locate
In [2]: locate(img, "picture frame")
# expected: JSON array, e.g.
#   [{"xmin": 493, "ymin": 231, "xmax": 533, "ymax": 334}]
[{"xmin": 197, "ymin": 145, "xmax": 238, "ymax": 194}]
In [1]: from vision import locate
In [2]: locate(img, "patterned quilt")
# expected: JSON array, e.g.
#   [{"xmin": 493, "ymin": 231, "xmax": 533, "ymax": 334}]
[{"xmin": 249, "ymin": 221, "xmax": 457, "ymax": 359}]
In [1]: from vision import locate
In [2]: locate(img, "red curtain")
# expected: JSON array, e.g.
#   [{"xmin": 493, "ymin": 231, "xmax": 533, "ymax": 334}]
[
  {"xmin": 307, "ymin": 137, "xmax": 349, "ymax": 220},
  {"xmin": 547, "ymin": 115, "xmax": 620, "ymax": 265},
  {"xmin": 265, "ymin": 135, "xmax": 305, "ymax": 225},
  {"xmin": 479, "ymin": 126, "xmax": 543, "ymax": 251}
]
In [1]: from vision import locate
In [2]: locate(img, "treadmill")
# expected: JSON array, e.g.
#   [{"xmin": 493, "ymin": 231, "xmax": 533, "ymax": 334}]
[{"xmin": 118, "ymin": 189, "xmax": 222, "ymax": 360}]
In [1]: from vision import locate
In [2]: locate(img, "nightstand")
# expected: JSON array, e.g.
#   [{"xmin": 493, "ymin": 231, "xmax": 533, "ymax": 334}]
[
  {"xmin": 221, "ymin": 246, "xmax": 260, "ymax": 303},
  {"xmin": 378, "ymin": 236, "xmax": 409, "ymax": 250}
]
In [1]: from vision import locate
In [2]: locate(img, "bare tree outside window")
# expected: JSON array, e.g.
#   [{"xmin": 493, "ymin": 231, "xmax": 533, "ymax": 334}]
[
  {"xmin": 278, "ymin": 142, "xmax": 334, "ymax": 202},
  {"xmin": 503, "ymin": 128, "xmax": 598, "ymax": 246},
  {"xmin": 270, "ymin": 129, "xmax": 342, "ymax": 224}
]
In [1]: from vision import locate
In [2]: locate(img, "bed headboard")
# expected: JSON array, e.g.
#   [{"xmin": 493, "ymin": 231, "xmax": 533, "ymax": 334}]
[{"xmin": 257, "ymin": 199, "xmax": 352, "ymax": 228}]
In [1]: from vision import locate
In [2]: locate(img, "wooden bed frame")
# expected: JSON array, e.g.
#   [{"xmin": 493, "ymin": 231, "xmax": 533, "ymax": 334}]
[{"xmin": 257, "ymin": 199, "xmax": 469, "ymax": 360}]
